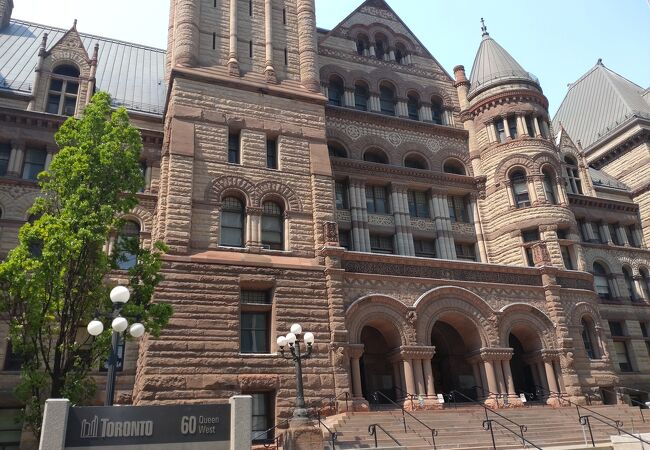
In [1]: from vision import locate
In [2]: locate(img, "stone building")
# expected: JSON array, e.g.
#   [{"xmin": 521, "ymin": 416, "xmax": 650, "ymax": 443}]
[{"xmin": 0, "ymin": 0, "xmax": 650, "ymax": 446}]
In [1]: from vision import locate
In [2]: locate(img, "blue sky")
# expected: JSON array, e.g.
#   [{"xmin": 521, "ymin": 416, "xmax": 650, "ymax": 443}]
[{"xmin": 13, "ymin": 0, "xmax": 650, "ymax": 115}]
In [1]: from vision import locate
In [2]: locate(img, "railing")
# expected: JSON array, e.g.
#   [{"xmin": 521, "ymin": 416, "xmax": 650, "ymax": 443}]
[
  {"xmin": 448, "ymin": 390, "xmax": 539, "ymax": 449},
  {"xmin": 373, "ymin": 391, "xmax": 438, "ymax": 449},
  {"xmin": 579, "ymin": 413, "xmax": 650, "ymax": 448},
  {"xmin": 535, "ymin": 385, "xmax": 624, "ymax": 428},
  {"xmin": 312, "ymin": 391, "xmax": 350, "ymax": 417},
  {"xmin": 599, "ymin": 387, "xmax": 646, "ymax": 422},
  {"xmin": 253, "ymin": 418, "xmax": 290, "ymax": 449},
  {"xmin": 392, "ymin": 385, "xmax": 417, "ymax": 410},
  {"xmin": 315, "ymin": 414, "xmax": 338, "ymax": 449},
  {"xmin": 368, "ymin": 423, "xmax": 401, "ymax": 448}
]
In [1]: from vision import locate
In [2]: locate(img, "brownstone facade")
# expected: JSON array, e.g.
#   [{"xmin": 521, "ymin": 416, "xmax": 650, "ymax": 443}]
[{"xmin": 1, "ymin": 0, "xmax": 650, "ymax": 447}]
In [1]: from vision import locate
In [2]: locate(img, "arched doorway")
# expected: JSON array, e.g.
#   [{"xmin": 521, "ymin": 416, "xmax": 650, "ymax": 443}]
[
  {"xmin": 508, "ymin": 324, "xmax": 544, "ymax": 400},
  {"xmin": 509, "ymin": 334, "xmax": 537, "ymax": 397},
  {"xmin": 430, "ymin": 313, "xmax": 483, "ymax": 400},
  {"xmin": 360, "ymin": 323, "xmax": 401, "ymax": 403}
]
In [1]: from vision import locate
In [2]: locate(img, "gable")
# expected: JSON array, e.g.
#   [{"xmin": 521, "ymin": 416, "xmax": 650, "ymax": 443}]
[{"xmin": 46, "ymin": 25, "xmax": 90, "ymax": 66}]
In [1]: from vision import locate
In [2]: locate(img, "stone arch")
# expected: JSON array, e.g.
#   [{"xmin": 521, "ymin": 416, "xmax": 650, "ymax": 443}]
[
  {"xmin": 533, "ymin": 153, "xmax": 563, "ymax": 175},
  {"xmin": 255, "ymin": 180, "xmax": 302, "ymax": 212},
  {"xmin": 402, "ymin": 151, "xmax": 430, "ymax": 170},
  {"xmin": 495, "ymin": 155, "xmax": 535, "ymax": 184},
  {"xmin": 205, "ymin": 175, "xmax": 256, "ymax": 204},
  {"xmin": 346, "ymin": 294, "xmax": 410, "ymax": 346},
  {"xmin": 395, "ymin": 141, "xmax": 433, "ymax": 168},
  {"xmin": 567, "ymin": 301, "xmax": 603, "ymax": 327},
  {"xmin": 320, "ymin": 64, "xmax": 348, "ymax": 89},
  {"xmin": 414, "ymin": 286, "xmax": 496, "ymax": 347},
  {"xmin": 354, "ymin": 135, "xmax": 395, "ymax": 162},
  {"xmin": 128, "ymin": 206, "xmax": 154, "ymax": 233},
  {"xmin": 348, "ymin": 70, "xmax": 374, "ymax": 91},
  {"xmin": 498, "ymin": 303, "xmax": 556, "ymax": 351},
  {"xmin": 584, "ymin": 251, "xmax": 619, "ymax": 274},
  {"xmin": 421, "ymin": 86, "xmax": 454, "ymax": 109}
]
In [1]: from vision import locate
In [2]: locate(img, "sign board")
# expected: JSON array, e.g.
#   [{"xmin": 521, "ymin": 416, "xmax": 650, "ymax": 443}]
[
  {"xmin": 65, "ymin": 404, "xmax": 230, "ymax": 449},
  {"xmin": 437, "ymin": 393, "xmax": 445, "ymax": 404},
  {"xmin": 520, "ymin": 393, "xmax": 528, "ymax": 403}
]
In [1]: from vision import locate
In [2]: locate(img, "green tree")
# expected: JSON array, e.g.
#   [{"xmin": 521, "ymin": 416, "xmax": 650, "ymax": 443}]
[{"xmin": 0, "ymin": 92, "xmax": 172, "ymax": 436}]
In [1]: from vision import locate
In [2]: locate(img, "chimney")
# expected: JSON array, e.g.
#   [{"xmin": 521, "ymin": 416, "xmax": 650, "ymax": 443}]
[
  {"xmin": 0, "ymin": 0, "xmax": 13, "ymax": 29},
  {"xmin": 453, "ymin": 65, "xmax": 470, "ymax": 110}
]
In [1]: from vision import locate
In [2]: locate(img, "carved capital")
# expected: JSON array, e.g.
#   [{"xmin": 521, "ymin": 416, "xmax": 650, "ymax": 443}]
[{"xmin": 480, "ymin": 347, "xmax": 514, "ymax": 362}]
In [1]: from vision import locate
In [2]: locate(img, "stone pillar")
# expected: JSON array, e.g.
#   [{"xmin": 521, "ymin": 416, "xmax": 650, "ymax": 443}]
[
  {"xmin": 483, "ymin": 359, "xmax": 499, "ymax": 394},
  {"xmin": 246, "ymin": 207, "xmax": 262, "ymax": 249},
  {"xmin": 264, "ymin": 0, "xmax": 276, "ymax": 82},
  {"xmin": 229, "ymin": 395, "xmax": 253, "ymax": 450},
  {"xmin": 633, "ymin": 227, "xmax": 645, "ymax": 248},
  {"xmin": 540, "ymin": 120, "xmax": 550, "ymax": 139},
  {"xmin": 543, "ymin": 358, "xmax": 560, "ymax": 393},
  {"xmin": 343, "ymin": 88, "xmax": 355, "ymax": 108},
  {"xmin": 430, "ymin": 191, "xmax": 456, "ymax": 260},
  {"xmin": 296, "ymin": 0, "xmax": 320, "ymax": 92},
  {"xmin": 349, "ymin": 348, "xmax": 364, "ymax": 399},
  {"xmin": 413, "ymin": 359, "xmax": 426, "ymax": 395},
  {"xmin": 536, "ymin": 361, "xmax": 548, "ymax": 391},
  {"xmin": 486, "ymin": 123, "xmax": 497, "ymax": 143},
  {"xmin": 617, "ymin": 225, "xmax": 630, "ymax": 246},
  {"xmin": 471, "ymin": 362, "xmax": 482, "ymax": 391},
  {"xmin": 396, "ymin": 99, "xmax": 408, "ymax": 118},
  {"xmin": 39, "ymin": 399, "xmax": 70, "ymax": 450},
  {"xmin": 228, "ymin": 0, "xmax": 239, "ymax": 75},
  {"xmin": 390, "ymin": 184, "xmax": 414, "ymax": 256},
  {"xmin": 369, "ymin": 93, "xmax": 381, "ymax": 112},
  {"xmin": 494, "ymin": 359, "xmax": 507, "ymax": 394},
  {"xmin": 369, "ymin": 45, "xmax": 376, "ymax": 57},
  {"xmin": 144, "ymin": 165, "xmax": 153, "ymax": 191},
  {"xmin": 419, "ymin": 104, "xmax": 433, "ymax": 122},
  {"xmin": 469, "ymin": 195, "xmax": 487, "ymax": 262},
  {"xmin": 502, "ymin": 118, "xmax": 511, "ymax": 139},
  {"xmin": 533, "ymin": 116, "xmax": 542, "ymax": 138},
  {"xmin": 423, "ymin": 359, "xmax": 435, "ymax": 396},
  {"xmin": 502, "ymin": 360, "xmax": 516, "ymax": 395},
  {"xmin": 553, "ymin": 359, "xmax": 565, "ymax": 393},
  {"xmin": 527, "ymin": 175, "xmax": 539, "ymax": 205},
  {"xmin": 402, "ymin": 358, "xmax": 416, "ymax": 394},
  {"xmin": 44, "ymin": 150, "xmax": 53, "ymax": 172},
  {"xmin": 349, "ymin": 179, "xmax": 371, "ymax": 252},
  {"xmin": 634, "ymin": 276, "xmax": 648, "ymax": 301},
  {"xmin": 173, "ymin": 0, "xmax": 200, "ymax": 67},
  {"xmin": 8, "ymin": 142, "xmax": 23, "ymax": 177}
]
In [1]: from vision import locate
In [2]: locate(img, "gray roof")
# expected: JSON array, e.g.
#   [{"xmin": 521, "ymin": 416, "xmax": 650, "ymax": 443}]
[
  {"xmin": 468, "ymin": 32, "xmax": 539, "ymax": 98},
  {"xmin": 553, "ymin": 60, "xmax": 650, "ymax": 150},
  {"xmin": 588, "ymin": 167, "xmax": 629, "ymax": 191},
  {"xmin": 0, "ymin": 20, "xmax": 166, "ymax": 115}
]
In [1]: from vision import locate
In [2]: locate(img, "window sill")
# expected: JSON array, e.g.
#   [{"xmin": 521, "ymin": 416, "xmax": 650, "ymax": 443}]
[{"xmin": 239, "ymin": 353, "xmax": 277, "ymax": 357}]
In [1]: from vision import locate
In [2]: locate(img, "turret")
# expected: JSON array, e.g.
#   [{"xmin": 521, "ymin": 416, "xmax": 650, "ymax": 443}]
[{"xmin": 0, "ymin": 0, "xmax": 12, "ymax": 30}]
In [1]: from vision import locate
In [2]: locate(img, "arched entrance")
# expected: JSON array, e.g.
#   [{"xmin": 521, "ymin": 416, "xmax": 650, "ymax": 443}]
[
  {"xmin": 430, "ymin": 313, "xmax": 483, "ymax": 400},
  {"xmin": 509, "ymin": 334, "xmax": 537, "ymax": 397},
  {"xmin": 508, "ymin": 324, "xmax": 544, "ymax": 399},
  {"xmin": 360, "ymin": 323, "xmax": 401, "ymax": 403}
]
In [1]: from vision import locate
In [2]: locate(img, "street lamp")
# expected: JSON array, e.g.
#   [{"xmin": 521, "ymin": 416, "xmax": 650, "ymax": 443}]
[
  {"xmin": 277, "ymin": 323, "xmax": 315, "ymax": 421},
  {"xmin": 87, "ymin": 285, "xmax": 145, "ymax": 406}
]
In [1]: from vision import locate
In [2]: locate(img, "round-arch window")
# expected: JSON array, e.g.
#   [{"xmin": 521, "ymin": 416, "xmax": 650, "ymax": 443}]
[
  {"xmin": 328, "ymin": 76, "xmax": 344, "ymax": 106},
  {"xmin": 404, "ymin": 155, "xmax": 427, "ymax": 170},
  {"xmin": 407, "ymin": 94, "xmax": 419, "ymax": 120},
  {"xmin": 443, "ymin": 160, "xmax": 466, "ymax": 175},
  {"xmin": 221, "ymin": 197, "xmax": 245, "ymax": 248},
  {"xmin": 581, "ymin": 318, "xmax": 599, "ymax": 359},
  {"xmin": 593, "ymin": 263, "xmax": 611, "ymax": 300},
  {"xmin": 354, "ymin": 82, "xmax": 369, "ymax": 111},
  {"xmin": 47, "ymin": 65, "xmax": 80, "ymax": 116},
  {"xmin": 261, "ymin": 201, "xmax": 284, "ymax": 250},
  {"xmin": 117, "ymin": 220, "xmax": 140, "ymax": 270},
  {"xmin": 379, "ymin": 84, "xmax": 396, "ymax": 116},
  {"xmin": 328, "ymin": 143, "xmax": 348, "ymax": 158},
  {"xmin": 542, "ymin": 168, "xmax": 558, "ymax": 204},
  {"xmin": 364, "ymin": 149, "xmax": 388, "ymax": 164}
]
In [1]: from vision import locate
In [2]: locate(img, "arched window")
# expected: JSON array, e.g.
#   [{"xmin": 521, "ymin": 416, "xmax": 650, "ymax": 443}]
[
  {"xmin": 404, "ymin": 154, "xmax": 428, "ymax": 170},
  {"xmin": 375, "ymin": 34, "xmax": 388, "ymax": 60},
  {"xmin": 47, "ymin": 65, "xmax": 80, "ymax": 116},
  {"xmin": 542, "ymin": 167, "xmax": 558, "ymax": 204},
  {"xmin": 564, "ymin": 156, "xmax": 583, "ymax": 195},
  {"xmin": 220, "ymin": 197, "xmax": 245, "ymax": 247},
  {"xmin": 363, "ymin": 148, "xmax": 388, "ymax": 164},
  {"xmin": 581, "ymin": 317, "xmax": 600, "ymax": 359},
  {"xmin": 640, "ymin": 268, "xmax": 650, "ymax": 300},
  {"xmin": 407, "ymin": 93, "xmax": 419, "ymax": 121},
  {"xmin": 116, "ymin": 220, "xmax": 140, "ymax": 270},
  {"xmin": 510, "ymin": 170, "xmax": 530, "ymax": 208},
  {"xmin": 443, "ymin": 159, "xmax": 466, "ymax": 175},
  {"xmin": 623, "ymin": 267, "xmax": 639, "ymax": 301},
  {"xmin": 356, "ymin": 35, "xmax": 369, "ymax": 56},
  {"xmin": 431, "ymin": 97, "xmax": 445, "ymax": 125},
  {"xmin": 379, "ymin": 83, "xmax": 396, "ymax": 116},
  {"xmin": 593, "ymin": 262, "xmax": 611, "ymax": 300},
  {"xmin": 395, "ymin": 43, "xmax": 407, "ymax": 64},
  {"xmin": 354, "ymin": 82, "xmax": 369, "ymax": 111},
  {"xmin": 328, "ymin": 76, "xmax": 344, "ymax": 106},
  {"xmin": 328, "ymin": 142, "xmax": 347, "ymax": 158},
  {"xmin": 261, "ymin": 201, "xmax": 284, "ymax": 250}
]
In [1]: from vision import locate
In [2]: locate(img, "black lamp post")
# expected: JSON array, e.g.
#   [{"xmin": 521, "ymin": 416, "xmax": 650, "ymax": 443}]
[
  {"xmin": 86, "ymin": 286, "xmax": 145, "ymax": 406},
  {"xmin": 277, "ymin": 323, "xmax": 315, "ymax": 420}
]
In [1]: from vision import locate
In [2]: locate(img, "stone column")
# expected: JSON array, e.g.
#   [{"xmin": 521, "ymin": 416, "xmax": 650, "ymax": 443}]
[
  {"xmin": 616, "ymin": 225, "xmax": 630, "ymax": 246},
  {"xmin": 246, "ymin": 207, "xmax": 262, "ymax": 249},
  {"xmin": 502, "ymin": 118, "xmax": 511, "ymax": 139},
  {"xmin": 553, "ymin": 359, "xmax": 565, "ymax": 393},
  {"xmin": 343, "ymin": 88, "xmax": 355, "ymax": 108},
  {"xmin": 483, "ymin": 359, "xmax": 499, "ymax": 394},
  {"xmin": 600, "ymin": 223, "xmax": 613, "ymax": 245},
  {"xmin": 526, "ymin": 175, "xmax": 539, "ymax": 205},
  {"xmin": 634, "ymin": 276, "xmax": 648, "ymax": 301},
  {"xmin": 536, "ymin": 361, "xmax": 548, "ymax": 391},
  {"xmin": 543, "ymin": 357, "xmax": 560, "ymax": 393},
  {"xmin": 469, "ymin": 195, "xmax": 487, "ymax": 262},
  {"xmin": 423, "ymin": 359, "xmax": 435, "ymax": 396},
  {"xmin": 227, "ymin": 0, "xmax": 239, "ymax": 75},
  {"xmin": 349, "ymin": 348, "xmax": 364, "ymax": 399},
  {"xmin": 402, "ymin": 358, "xmax": 416, "ymax": 394},
  {"xmin": 349, "ymin": 179, "xmax": 371, "ymax": 252},
  {"xmin": 8, "ymin": 142, "xmax": 23, "ymax": 177},
  {"xmin": 44, "ymin": 150, "xmax": 53, "ymax": 172},
  {"xmin": 486, "ymin": 122, "xmax": 497, "ymax": 143},
  {"xmin": 173, "ymin": 0, "xmax": 200, "ymax": 67},
  {"xmin": 390, "ymin": 183, "xmax": 415, "ymax": 256},
  {"xmin": 419, "ymin": 104, "xmax": 433, "ymax": 122},
  {"xmin": 430, "ymin": 191, "xmax": 456, "ymax": 260},
  {"xmin": 396, "ymin": 98, "xmax": 408, "ymax": 118},
  {"xmin": 296, "ymin": 0, "xmax": 320, "ymax": 92},
  {"xmin": 413, "ymin": 359, "xmax": 426, "ymax": 396},
  {"xmin": 633, "ymin": 227, "xmax": 645, "ymax": 248},
  {"xmin": 369, "ymin": 93, "xmax": 381, "ymax": 112},
  {"xmin": 368, "ymin": 44, "xmax": 376, "ymax": 57},
  {"xmin": 471, "ymin": 362, "xmax": 482, "ymax": 391},
  {"xmin": 502, "ymin": 359, "xmax": 516, "ymax": 395},
  {"xmin": 540, "ymin": 120, "xmax": 550, "ymax": 139},
  {"xmin": 516, "ymin": 114, "xmax": 526, "ymax": 136},
  {"xmin": 263, "ymin": 0, "xmax": 276, "ymax": 82},
  {"xmin": 144, "ymin": 165, "xmax": 153, "ymax": 191},
  {"xmin": 494, "ymin": 359, "xmax": 507, "ymax": 394},
  {"xmin": 533, "ymin": 116, "xmax": 542, "ymax": 137}
]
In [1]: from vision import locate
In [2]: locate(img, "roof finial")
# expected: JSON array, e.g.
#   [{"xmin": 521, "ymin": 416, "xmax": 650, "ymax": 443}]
[
  {"xmin": 73, "ymin": 19, "xmax": 77, "ymax": 29},
  {"xmin": 597, "ymin": 58, "xmax": 603, "ymax": 66},
  {"xmin": 480, "ymin": 17, "xmax": 489, "ymax": 37}
]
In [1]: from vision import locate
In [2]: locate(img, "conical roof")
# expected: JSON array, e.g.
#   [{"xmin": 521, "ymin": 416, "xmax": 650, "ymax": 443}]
[{"xmin": 468, "ymin": 29, "xmax": 539, "ymax": 98}]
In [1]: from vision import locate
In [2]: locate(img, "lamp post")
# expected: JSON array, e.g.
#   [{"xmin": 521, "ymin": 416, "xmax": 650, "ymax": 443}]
[
  {"xmin": 86, "ymin": 286, "xmax": 146, "ymax": 406},
  {"xmin": 277, "ymin": 324, "xmax": 315, "ymax": 421}
]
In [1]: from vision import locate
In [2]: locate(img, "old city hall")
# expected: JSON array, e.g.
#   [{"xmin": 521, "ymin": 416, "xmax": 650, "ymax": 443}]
[{"xmin": 0, "ymin": 0, "xmax": 650, "ymax": 447}]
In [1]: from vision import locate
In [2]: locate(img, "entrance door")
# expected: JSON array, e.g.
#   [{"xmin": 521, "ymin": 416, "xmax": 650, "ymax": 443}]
[
  {"xmin": 360, "ymin": 326, "xmax": 397, "ymax": 403},
  {"xmin": 431, "ymin": 321, "xmax": 478, "ymax": 400},
  {"xmin": 509, "ymin": 334, "xmax": 536, "ymax": 399}
]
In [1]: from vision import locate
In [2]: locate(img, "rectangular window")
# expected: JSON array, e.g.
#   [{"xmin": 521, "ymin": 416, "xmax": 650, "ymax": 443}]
[
  {"xmin": 590, "ymin": 222, "xmax": 603, "ymax": 244},
  {"xmin": 561, "ymin": 245, "xmax": 574, "ymax": 270},
  {"xmin": 0, "ymin": 142, "xmax": 10, "ymax": 176},
  {"xmin": 228, "ymin": 132, "xmax": 240, "ymax": 164},
  {"xmin": 609, "ymin": 321, "xmax": 625, "ymax": 337},
  {"xmin": 100, "ymin": 334, "xmax": 125, "ymax": 372},
  {"xmin": 266, "ymin": 139, "xmax": 278, "ymax": 169},
  {"xmin": 365, "ymin": 186, "xmax": 388, "ymax": 214},
  {"xmin": 577, "ymin": 219, "xmax": 588, "ymax": 242},
  {"xmin": 556, "ymin": 229, "xmax": 569, "ymax": 240},
  {"xmin": 609, "ymin": 224, "xmax": 621, "ymax": 246},
  {"xmin": 370, "ymin": 234, "xmax": 394, "ymax": 254},
  {"xmin": 525, "ymin": 116, "xmax": 536, "ymax": 137},
  {"xmin": 408, "ymin": 191, "xmax": 429, "ymax": 218},
  {"xmin": 496, "ymin": 120, "xmax": 506, "ymax": 143},
  {"xmin": 22, "ymin": 147, "xmax": 47, "ymax": 181},
  {"xmin": 525, "ymin": 247, "xmax": 535, "ymax": 267},
  {"xmin": 522, "ymin": 229, "xmax": 540, "ymax": 242},
  {"xmin": 3, "ymin": 341, "xmax": 22, "ymax": 371},
  {"xmin": 625, "ymin": 226, "xmax": 637, "ymax": 247},
  {"xmin": 508, "ymin": 116, "xmax": 518, "ymax": 139},
  {"xmin": 339, "ymin": 230, "xmax": 351, "ymax": 250},
  {"xmin": 335, "ymin": 181, "xmax": 349, "ymax": 210},
  {"xmin": 455, "ymin": 243, "xmax": 477, "ymax": 261},
  {"xmin": 414, "ymin": 239, "xmax": 436, "ymax": 258},
  {"xmin": 250, "ymin": 392, "xmax": 274, "ymax": 443},
  {"xmin": 614, "ymin": 341, "xmax": 633, "ymax": 372},
  {"xmin": 240, "ymin": 290, "xmax": 272, "ymax": 354},
  {"xmin": 0, "ymin": 409, "xmax": 22, "ymax": 449},
  {"xmin": 640, "ymin": 322, "xmax": 649, "ymax": 338},
  {"xmin": 447, "ymin": 196, "xmax": 469, "ymax": 223}
]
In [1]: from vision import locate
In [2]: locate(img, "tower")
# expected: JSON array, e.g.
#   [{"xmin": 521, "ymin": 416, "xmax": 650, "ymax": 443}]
[{"xmin": 456, "ymin": 21, "xmax": 575, "ymax": 269}]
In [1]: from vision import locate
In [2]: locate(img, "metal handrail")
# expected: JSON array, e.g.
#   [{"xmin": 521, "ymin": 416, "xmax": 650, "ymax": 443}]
[
  {"xmin": 448, "ymin": 390, "xmax": 528, "ymax": 434},
  {"xmin": 483, "ymin": 418, "xmax": 542, "ymax": 450},
  {"xmin": 368, "ymin": 423, "xmax": 401, "ymax": 448},
  {"xmin": 315, "ymin": 415, "xmax": 338, "ymax": 449},
  {"xmin": 599, "ymin": 387, "xmax": 646, "ymax": 422},
  {"xmin": 374, "ymin": 391, "xmax": 438, "ymax": 449},
  {"xmin": 618, "ymin": 386, "xmax": 650, "ymax": 397},
  {"xmin": 311, "ymin": 391, "xmax": 350, "ymax": 416},
  {"xmin": 262, "ymin": 435, "xmax": 283, "ymax": 449},
  {"xmin": 580, "ymin": 413, "xmax": 650, "ymax": 447},
  {"xmin": 252, "ymin": 418, "xmax": 290, "ymax": 446},
  {"xmin": 535, "ymin": 385, "xmax": 624, "ymax": 428},
  {"xmin": 392, "ymin": 385, "xmax": 417, "ymax": 410}
]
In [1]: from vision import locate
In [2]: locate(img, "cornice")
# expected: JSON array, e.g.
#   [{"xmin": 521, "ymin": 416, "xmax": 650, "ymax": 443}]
[
  {"xmin": 325, "ymin": 105, "xmax": 468, "ymax": 140},
  {"xmin": 589, "ymin": 128, "xmax": 650, "ymax": 170},
  {"xmin": 465, "ymin": 89, "xmax": 549, "ymax": 120},
  {"xmin": 479, "ymin": 136, "xmax": 558, "ymax": 161},
  {"xmin": 567, "ymin": 193, "xmax": 639, "ymax": 214}
]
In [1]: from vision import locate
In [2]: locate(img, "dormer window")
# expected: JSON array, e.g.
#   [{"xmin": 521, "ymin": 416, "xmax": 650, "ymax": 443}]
[{"xmin": 46, "ymin": 65, "xmax": 80, "ymax": 116}]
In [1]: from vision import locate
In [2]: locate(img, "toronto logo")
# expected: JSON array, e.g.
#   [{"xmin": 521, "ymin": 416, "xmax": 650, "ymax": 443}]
[{"xmin": 79, "ymin": 415, "xmax": 153, "ymax": 439}]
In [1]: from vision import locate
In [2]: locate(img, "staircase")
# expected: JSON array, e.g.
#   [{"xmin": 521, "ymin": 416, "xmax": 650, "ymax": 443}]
[{"xmin": 323, "ymin": 404, "xmax": 650, "ymax": 449}]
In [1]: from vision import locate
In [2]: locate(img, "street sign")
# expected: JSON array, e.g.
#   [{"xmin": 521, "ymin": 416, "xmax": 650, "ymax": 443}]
[{"xmin": 65, "ymin": 404, "xmax": 230, "ymax": 448}]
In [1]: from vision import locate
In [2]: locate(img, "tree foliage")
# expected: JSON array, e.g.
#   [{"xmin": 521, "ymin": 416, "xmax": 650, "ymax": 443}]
[{"xmin": 0, "ymin": 92, "xmax": 172, "ymax": 436}]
